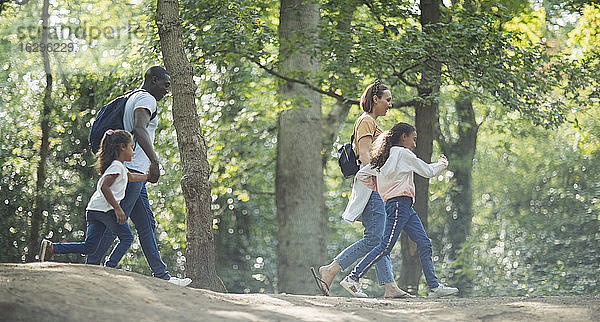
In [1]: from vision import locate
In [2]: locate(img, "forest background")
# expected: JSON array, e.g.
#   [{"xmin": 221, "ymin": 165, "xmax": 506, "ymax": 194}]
[{"xmin": 0, "ymin": 0, "xmax": 598, "ymax": 298}]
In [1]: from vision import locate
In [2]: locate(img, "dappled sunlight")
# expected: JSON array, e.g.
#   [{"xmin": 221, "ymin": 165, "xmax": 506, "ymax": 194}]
[
  {"xmin": 249, "ymin": 303, "xmax": 368, "ymax": 321},
  {"xmin": 26, "ymin": 263, "xmax": 179, "ymax": 312},
  {"xmin": 208, "ymin": 310, "xmax": 261, "ymax": 321},
  {"xmin": 201, "ymin": 293, "xmax": 370, "ymax": 321},
  {"xmin": 504, "ymin": 300, "xmax": 587, "ymax": 318},
  {"xmin": 302, "ymin": 298, "xmax": 335, "ymax": 307},
  {"xmin": 204, "ymin": 292, "xmax": 294, "ymax": 306}
]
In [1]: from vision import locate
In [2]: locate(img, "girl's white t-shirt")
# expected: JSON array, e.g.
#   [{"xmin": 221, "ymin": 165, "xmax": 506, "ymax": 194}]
[{"xmin": 86, "ymin": 160, "xmax": 128, "ymax": 212}]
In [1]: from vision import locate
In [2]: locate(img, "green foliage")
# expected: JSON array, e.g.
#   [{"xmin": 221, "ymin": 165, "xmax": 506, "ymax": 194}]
[
  {"xmin": 0, "ymin": 70, "xmax": 33, "ymax": 262},
  {"xmin": 429, "ymin": 110, "xmax": 600, "ymax": 296}
]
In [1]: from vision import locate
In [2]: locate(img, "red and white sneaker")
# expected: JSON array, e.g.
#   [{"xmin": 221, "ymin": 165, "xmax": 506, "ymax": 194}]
[{"xmin": 340, "ymin": 275, "xmax": 368, "ymax": 298}]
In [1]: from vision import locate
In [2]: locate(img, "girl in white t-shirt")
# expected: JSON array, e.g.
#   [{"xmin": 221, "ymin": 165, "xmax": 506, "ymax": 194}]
[
  {"xmin": 39, "ymin": 130, "xmax": 147, "ymax": 267},
  {"xmin": 341, "ymin": 122, "xmax": 460, "ymax": 298}
]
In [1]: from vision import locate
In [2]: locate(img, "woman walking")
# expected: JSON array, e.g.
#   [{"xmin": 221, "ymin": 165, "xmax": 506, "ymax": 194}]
[{"xmin": 313, "ymin": 81, "xmax": 412, "ymax": 298}]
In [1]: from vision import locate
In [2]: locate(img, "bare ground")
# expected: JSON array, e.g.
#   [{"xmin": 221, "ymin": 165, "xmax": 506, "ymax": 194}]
[{"xmin": 0, "ymin": 263, "xmax": 598, "ymax": 322}]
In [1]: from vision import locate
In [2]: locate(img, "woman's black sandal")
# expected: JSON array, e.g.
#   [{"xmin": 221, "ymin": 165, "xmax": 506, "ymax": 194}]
[{"xmin": 310, "ymin": 267, "xmax": 330, "ymax": 296}]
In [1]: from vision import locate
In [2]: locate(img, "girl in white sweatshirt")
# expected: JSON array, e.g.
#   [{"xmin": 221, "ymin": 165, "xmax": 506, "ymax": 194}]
[{"xmin": 340, "ymin": 122, "xmax": 459, "ymax": 298}]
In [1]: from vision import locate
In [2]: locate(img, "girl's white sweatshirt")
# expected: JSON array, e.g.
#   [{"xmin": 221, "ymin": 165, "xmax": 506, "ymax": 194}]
[{"xmin": 356, "ymin": 146, "xmax": 447, "ymax": 202}]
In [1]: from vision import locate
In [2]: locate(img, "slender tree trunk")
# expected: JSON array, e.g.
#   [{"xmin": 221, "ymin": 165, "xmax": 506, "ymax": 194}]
[
  {"xmin": 438, "ymin": 93, "xmax": 478, "ymax": 295},
  {"xmin": 26, "ymin": 0, "xmax": 52, "ymax": 262},
  {"xmin": 156, "ymin": 0, "xmax": 225, "ymax": 292},
  {"xmin": 398, "ymin": 0, "xmax": 442, "ymax": 294},
  {"xmin": 320, "ymin": 1, "xmax": 357, "ymax": 166},
  {"xmin": 322, "ymin": 101, "xmax": 352, "ymax": 166},
  {"xmin": 276, "ymin": 0, "xmax": 325, "ymax": 294}
]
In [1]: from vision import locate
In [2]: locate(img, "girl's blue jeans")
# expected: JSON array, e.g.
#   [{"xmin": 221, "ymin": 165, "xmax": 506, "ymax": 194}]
[
  {"xmin": 85, "ymin": 171, "xmax": 170, "ymax": 280},
  {"xmin": 334, "ymin": 191, "xmax": 395, "ymax": 285},
  {"xmin": 53, "ymin": 210, "xmax": 133, "ymax": 267},
  {"xmin": 349, "ymin": 196, "xmax": 440, "ymax": 289}
]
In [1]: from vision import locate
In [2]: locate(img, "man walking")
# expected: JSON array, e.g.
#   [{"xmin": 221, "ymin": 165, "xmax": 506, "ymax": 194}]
[{"xmin": 88, "ymin": 66, "xmax": 191, "ymax": 286}]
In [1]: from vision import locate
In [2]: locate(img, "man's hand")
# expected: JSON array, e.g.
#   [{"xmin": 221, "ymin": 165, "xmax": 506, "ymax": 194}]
[
  {"xmin": 148, "ymin": 160, "xmax": 161, "ymax": 183},
  {"xmin": 115, "ymin": 206, "xmax": 126, "ymax": 225}
]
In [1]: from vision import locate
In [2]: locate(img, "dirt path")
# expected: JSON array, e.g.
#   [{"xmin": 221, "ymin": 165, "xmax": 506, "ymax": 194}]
[{"xmin": 0, "ymin": 263, "xmax": 598, "ymax": 321}]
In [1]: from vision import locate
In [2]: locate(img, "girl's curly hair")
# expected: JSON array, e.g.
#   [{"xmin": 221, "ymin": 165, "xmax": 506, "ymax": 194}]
[
  {"xmin": 93, "ymin": 129, "xmax": 132, "ymax": 175},
  {"xmin": 370, "ymin": 122, "xmax": 416, "ymax": 170},
  {"xmin": 360, "ymin": 79, "xmax": 389, "ymax": 113}
]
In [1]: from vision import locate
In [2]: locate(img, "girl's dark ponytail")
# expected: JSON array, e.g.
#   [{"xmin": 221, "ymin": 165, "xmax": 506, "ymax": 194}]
[
  {"xmin": 370, "ymin": 122, "xmax": 416, "ymax": 170},
  {"xmin": 94, "ymin": 129, "xmax": 132, "ymax": 175}
]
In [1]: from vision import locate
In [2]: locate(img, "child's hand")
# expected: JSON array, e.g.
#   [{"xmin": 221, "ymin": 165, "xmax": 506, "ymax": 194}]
[
  {"xmin": 115, "ymin": 207, "xmax": 126, "ymax": 225},
  {"xmin": 438, "ymin": 155, "xmax": 448, "ymax": 168}
]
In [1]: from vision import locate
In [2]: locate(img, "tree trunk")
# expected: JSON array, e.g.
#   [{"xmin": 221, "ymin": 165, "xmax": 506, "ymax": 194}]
[
  {"xmin": 156, "ymin": 0, "xmax": 225, "ymax": 292},
  {"xmin": 26, "ymin": 0, "xmax": 52, "ymax": 262},
  {"xmin": 322, "ymin": 101, "xmax": 352, "ymax": 167},
  {"xmin": 438, "ymin": 93, "xmax": 478, "ymax": 295},
  {"xmin": 276, "ymin": 0, "xmax": 326, "ymax": 294},
  {"xmin": 398, "ymin": 0, "xmax": 442, "ymax": 294},
  {"xmin": 320, "ymin": 1, "xmax": 357, "ymax": 166}
]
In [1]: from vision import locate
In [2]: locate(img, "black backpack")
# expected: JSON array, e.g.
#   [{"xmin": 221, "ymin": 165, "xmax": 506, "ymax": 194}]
[
  {"xmin": 338, "ymin": 134, "xmax": 360, "ymax": 178},
  {"xmin": 88, "ymin": 89, "xmax": 156, "ymax": 154}
]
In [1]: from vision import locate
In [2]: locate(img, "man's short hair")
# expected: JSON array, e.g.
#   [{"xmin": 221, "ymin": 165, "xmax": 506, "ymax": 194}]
[{"xmin": 144, "ymin": 66, "xmax": 169, "ymax": 81}]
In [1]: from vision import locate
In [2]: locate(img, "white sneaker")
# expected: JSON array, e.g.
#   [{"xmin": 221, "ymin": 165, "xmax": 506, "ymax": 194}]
[
  {"xmin": 168, "ymin": 277, "xmax": 192, "ymax": 287},
  {"xmin": 428, "ymin": 283, "xmax": 458, "ymax": 298},
  {"xmin": 355, "ymin": 288, "xmax": 368, "ymax": 298},
  {"xmin": 340, "ymin": 276, "xmax": 368, "ymax": 298}
]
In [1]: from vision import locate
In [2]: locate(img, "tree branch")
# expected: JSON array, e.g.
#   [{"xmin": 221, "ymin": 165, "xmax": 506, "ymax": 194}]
[
  {"xmin": 392, "ymin": 98, "xmax": 418, "ymax": 109},
  {"xmin": 241, "ymin": 184, "xmax": 275, "ymax": 196},
  {"xmin": 361, "ymin": 0, "xmax": 395, "ymax": 36},
  {"xmin": 246, "ymin": 56, "xmax": 360, "ymax": 106},
  {"xmin": 52, "ymin": 52, "xmax": 72, "ymax": 95},
  {"xmin": 434, "ymin": 109, "xmax": 450, "ymax": 156},
  {"xmin": 392, "ymin": 62, "xmax": 421, "ymax": 88},
  {"xmin": 248, "ymin": 56, "xmax": 421, "ymax": 110}
]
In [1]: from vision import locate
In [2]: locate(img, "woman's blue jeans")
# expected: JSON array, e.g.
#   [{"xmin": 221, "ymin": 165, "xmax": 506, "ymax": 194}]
[
  {"xmin": 53, "ymin": 210, "xmax": 133, "ymax": 267},
  {"xmin": 85, "ymin": 171, "xmax": 170, "ymax": 280},
  {"xmin": 334, "ymin": 191, "xmax": 394, "ymax": 285},
  {"xmin": 349, "ymin": 196, "xmax": 440, "ymax": 289}
]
